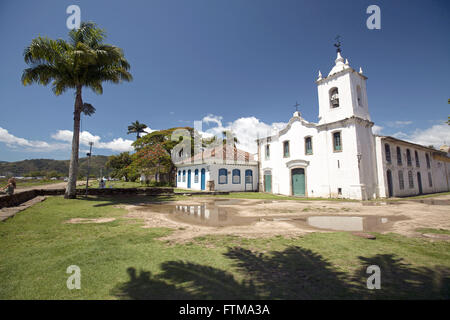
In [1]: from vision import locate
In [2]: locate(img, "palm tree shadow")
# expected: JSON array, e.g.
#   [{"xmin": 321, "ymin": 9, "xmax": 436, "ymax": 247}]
[
  {"xmin": 112, "ymin": 247, "xmax": 450, "ymax": 300},
  {"xmin": 111, "ymin": 267, "xmax": 194, "ymax": 299},
  {"xmin": 352, "ymin": 254, "xmax": 450, "ymax": 299}
]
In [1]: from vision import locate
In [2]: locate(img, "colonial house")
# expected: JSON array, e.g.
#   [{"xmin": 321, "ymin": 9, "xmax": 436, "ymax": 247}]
[
  {"xmin": 176, "ymin": 49, "xmax": 450, "ymax": 199},
  {"xmin": 175, "ymin": 145, "xmax": 259, "ymax": 192}
]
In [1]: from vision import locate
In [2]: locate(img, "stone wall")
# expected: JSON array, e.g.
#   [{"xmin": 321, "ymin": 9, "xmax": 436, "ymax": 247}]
[{"xmin": 0, "ymin": 187, "xmax": 174, "ymax": 209}]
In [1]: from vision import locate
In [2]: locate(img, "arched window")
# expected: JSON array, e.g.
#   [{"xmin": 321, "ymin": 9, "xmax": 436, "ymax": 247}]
[
  {"xmin": 385, "ymin": 144, "xmax": 391, "ymax": 163},
  {"xmin": 218, "ymin": 168, "xmax": 227, "ymax": 184},
  {"xmin": 265, "ymin": 144, "xmax": 270, "ymax": 160},
  {"xmin": 305, "ymin": 137, "xmax": 313, "ymax": 155},
  {"xmin": 177, "ymin": 170, "xmax": 181, "ymax": 182},
  {"xmin": 428, "ymin": 172, "xmax": 433, "ymax": 187},
  {"xmin": 406, "ymin": 149, "xmax": 412, "ymax": 166},
  {"xmin": 415, "ymin": 150, "xmax": 420, "ymax": 167},
  {"xmin": 357, "ymin": 85, "xmax": 362, "ymax": 106},
  {"xmin": 182, "ymin": 170, "xmax": 186, "ymax": 182},
  {"xmin": 245, "ymin": 170, "xmax": 253, "ymax": 184},
  {"xmin": 232, "ymin": 169, "xmax": 241, "ymax": 184},
  {"xmin": 330, "ymin": 87, "xmax": 339, "ymax": 108},
  {"xmin": 397, "ymin": 147, "xmax": 402, "ymax": 165},
  {"xmin": 398, "ymin": 170, "xmax": 404, "ymax": 190},
  {"xmin": 194, "ymin": 169, "xmax": 199, "ymax": 183},
  {"xmin": 426, "ymin": 154, "xmax": 431, "ymax": 169},
  {"xmin": 408, "ymin": 170, "xmax": 414, "ymax": 188},
  {"xmin": 333, "ymin": 132, "xmax": 342, "ymax": 151}
]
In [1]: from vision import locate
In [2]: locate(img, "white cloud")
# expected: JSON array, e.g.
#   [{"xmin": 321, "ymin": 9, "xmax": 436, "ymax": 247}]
[
  {"xmin": 0, "ymin": 127, "xmax": 135, "ymax": 154},
  {"xmin": 199, "ymin": 114, "xmax": 287, "ymax": 154},
  {"xmin": 372, "ymin": 125, "xmax": 383, "ymax": 135},
  {"xmin": 202, "ymin": 114, "xmax": 224, "ymax": 127},
  {"xmin": 142, "ymin": 127, "xmax": 156, "ymax": 136},
  {"xmin": 396, "ymin": 124, "xmax": 450, "ymax": 148},
  {"xmin": 385, "ymin": 120, "xmax": 413, "ymax": 128},
  {"xmin": 52, "ymin": 130, "xmax": 134, "ymax": 152},
  {"xmin": 0, "ymin": 127, "xmax": 68, "ymax": 151}
]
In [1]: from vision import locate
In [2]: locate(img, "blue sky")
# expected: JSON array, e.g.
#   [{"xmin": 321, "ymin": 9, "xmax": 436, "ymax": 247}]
[{"xmin": 0, "ymin": 0, "xmax": 449, "ymax": 161}]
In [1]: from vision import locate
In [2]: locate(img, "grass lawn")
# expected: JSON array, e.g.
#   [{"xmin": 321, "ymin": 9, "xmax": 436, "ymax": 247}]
[{"xmin": 1, "ymin": 195, "xmax": 448, "ymax": 300}]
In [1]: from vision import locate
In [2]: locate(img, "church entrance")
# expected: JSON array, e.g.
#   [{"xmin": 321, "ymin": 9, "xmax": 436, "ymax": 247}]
[{"xmin": 291, "ymin": 168, "xmax": 305, "ymax": 196}]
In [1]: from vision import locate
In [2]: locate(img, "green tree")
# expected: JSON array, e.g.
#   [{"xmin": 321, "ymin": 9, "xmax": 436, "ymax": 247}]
[
  {"xmin": 127, "ymin": 121, "xmax": 148, "ymax": 140},
  {"xmin": 106, "ymin": 152, "xmax": 133, "ymax": 181},
  {"xmin": 22, "ymin": 22, "xmax": 132, "ymax": 198},
  {"xmin": 129, "ymin": 143, "xmax": 172, "ymax": 183}
]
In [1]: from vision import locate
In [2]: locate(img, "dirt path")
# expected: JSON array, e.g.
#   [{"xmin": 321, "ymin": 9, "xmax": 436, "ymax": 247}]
[
  {"xmin": 123, "ymin": 195, "xmax": 450, "ymax": 242},
  {"xmin": 16, "ymin": 181, "xmax": 86, "ymax": 192}
]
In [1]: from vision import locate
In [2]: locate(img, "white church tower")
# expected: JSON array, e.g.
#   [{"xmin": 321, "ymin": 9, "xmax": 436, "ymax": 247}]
[
  {"xmin": 316, "ymin": 50, "xmax": 370, "ymax": 124},
  {"xmin": 315, "ymin": 42, "xmax": 378, "ymax": 200}
]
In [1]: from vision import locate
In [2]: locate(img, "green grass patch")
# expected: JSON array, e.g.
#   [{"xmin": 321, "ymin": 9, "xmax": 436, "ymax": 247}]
[{"xmin": 0, "ymin": 195, "xmax": 449, "ymax": 299}]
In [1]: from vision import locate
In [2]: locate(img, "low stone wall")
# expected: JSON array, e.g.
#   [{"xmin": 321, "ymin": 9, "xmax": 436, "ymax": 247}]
[
  {"xmin": 0, "ymin": 187, "xmax": 174, "ymax": 209},
  {"xmin": 0, "ymin": 190, "xmax": 38, "ymax": 209}
]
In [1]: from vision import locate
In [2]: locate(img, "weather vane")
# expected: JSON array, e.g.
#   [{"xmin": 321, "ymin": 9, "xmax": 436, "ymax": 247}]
[
  {"xmin": 334, "ymin": 35, "xmax": 342, "ymax": 53},
  {"xmin": 294, "ymin": 101, "xmax": 300, "ymax": 112}
]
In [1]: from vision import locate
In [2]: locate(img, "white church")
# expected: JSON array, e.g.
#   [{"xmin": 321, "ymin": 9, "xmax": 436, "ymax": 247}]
[{"xmin": 176, "ymin": 49, "xmax": 450, "ymax": 200}]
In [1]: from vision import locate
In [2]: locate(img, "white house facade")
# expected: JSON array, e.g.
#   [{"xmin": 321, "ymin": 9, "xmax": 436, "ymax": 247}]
[
  {"xmin": 176, "ymin": 50, "xmax": 450, "ymax": 199},
  {"xmin": 175, "ymin": 146, "xmax": 259, "ymax": 192}
]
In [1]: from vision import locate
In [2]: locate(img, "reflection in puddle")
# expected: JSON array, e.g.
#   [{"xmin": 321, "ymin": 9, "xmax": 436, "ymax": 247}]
[
  {"xmin": 415, "ymin": 199, "xmax": 450, "ymax": 205},
  {"xmin": 306, "ymin": 216, "xmax": 389, "ymax": 232},
  {"xmin": 142, "ymin": 201, "xmax": 404, "ymax": 232}
]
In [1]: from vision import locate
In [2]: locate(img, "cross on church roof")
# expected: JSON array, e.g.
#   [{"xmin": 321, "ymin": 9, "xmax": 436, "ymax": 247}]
[
  {"xmin": 334, "ymin": 35, "xmax": 342, "ymax": 53},
  {"xmin": 293, "ymin": 101, "xmax": 300, "ymax": 111}
]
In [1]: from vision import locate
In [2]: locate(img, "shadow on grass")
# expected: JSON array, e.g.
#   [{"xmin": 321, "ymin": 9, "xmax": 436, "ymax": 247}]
[{"xmin": 111, "ymin": 246, "xmax": 450, "ymax": 299}]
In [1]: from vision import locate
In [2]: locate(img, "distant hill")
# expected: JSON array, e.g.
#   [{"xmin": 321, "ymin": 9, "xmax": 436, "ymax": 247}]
[{"xmin": 0, "ymin": 156, "xmax": 109, "ymax": 177}]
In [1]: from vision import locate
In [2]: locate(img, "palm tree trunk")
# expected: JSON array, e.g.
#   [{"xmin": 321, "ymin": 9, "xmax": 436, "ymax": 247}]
[{"xmin": 65, "ymin": 86, "xmax": 83, "ymax": 198}]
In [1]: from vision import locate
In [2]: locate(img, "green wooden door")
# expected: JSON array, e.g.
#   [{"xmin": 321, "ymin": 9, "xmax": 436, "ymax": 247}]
[
  {"xmin": 264, "ymin": 171, "xmax": 272, "ymax": 193},
  {"xmin": 292, "ymin": 168, "xmax": 305, "ymax": 196}
]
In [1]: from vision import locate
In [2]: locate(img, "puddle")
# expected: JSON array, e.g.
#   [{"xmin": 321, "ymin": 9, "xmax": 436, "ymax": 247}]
[
  {"xmin": 140, "ymin": 200, "xmax": 404, "ymax": 232},
  {"xmin": 304, "ymin": 216, "xmax": 391, "ymax": 232},
  {"xmin": 361, "ymin": 201, "xmax": 404, "ymax": 206},
  {"xmin": 414, "ymin": 199, "xmax": 450, "ymax": 206}
]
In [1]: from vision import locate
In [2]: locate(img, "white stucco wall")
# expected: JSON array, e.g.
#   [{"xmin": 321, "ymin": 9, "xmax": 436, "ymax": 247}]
[
  {"xmin": 375, "ymin": 137, "xmax": 450, "ymax": 197},
  {"xmin": 176, "ymin": 163, "xmax": 258, "ymax": 192}
]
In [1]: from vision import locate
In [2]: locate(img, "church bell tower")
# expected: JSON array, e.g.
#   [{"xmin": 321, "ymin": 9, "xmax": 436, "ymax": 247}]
[{"xmin": 316, "ymin": 40, "xmax": 371, "ymax": 124}]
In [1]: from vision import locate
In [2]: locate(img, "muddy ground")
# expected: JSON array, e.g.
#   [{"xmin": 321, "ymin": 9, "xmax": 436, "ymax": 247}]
[{"xmin": 118, "ymin": 194, "xmax": 450, "ymax": 242}]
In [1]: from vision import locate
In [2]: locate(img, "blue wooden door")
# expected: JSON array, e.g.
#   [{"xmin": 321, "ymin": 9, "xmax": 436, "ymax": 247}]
[
  {"xmin": 201, "ymin": 169, "xmax": 206, "ymax": 190},
  {"xmin": 187, "ymin": 170, "xmax": 191, "ymax": 188}
]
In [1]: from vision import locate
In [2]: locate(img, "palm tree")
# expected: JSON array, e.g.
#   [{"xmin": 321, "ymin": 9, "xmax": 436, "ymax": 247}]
[
  {"xmin": 22, "ymin": 22, "xmax": 132, "ymax": 198},
  {"xmin": 127, "ymin": 121, "xmax": 148, "ymax": 140}
]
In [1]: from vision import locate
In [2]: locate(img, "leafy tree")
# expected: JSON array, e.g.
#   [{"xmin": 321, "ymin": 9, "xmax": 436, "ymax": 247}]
[
  {"xmin": 106, "ymin": 152, "xmax": 133, "ymax": 181},
  {"xmin": 22, "ymin": 22, "xmax": 132, "ymax": 198},
  {"xmin": 129, "ymin": 143, "xmax": 171, "ymax": 182},
  {"xmin": 131, "ymin": 127, "xmax": 196, "ymax": 183},
  {"xmin": 127, "ymin": 121, "xmax": 148, "ymax": 140}
]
